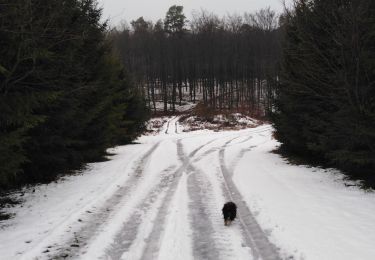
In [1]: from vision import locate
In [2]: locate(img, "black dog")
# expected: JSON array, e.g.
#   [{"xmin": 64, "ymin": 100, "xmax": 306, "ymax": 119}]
[{"xmin": 222, "ymin": 202, "xmax": 237, "ymax": 226}]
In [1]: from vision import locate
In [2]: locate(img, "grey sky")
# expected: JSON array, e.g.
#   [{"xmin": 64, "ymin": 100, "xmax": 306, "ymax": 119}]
[{"xmin": 97, "ymin": 0, "xmax": 292, "ymax": 26}]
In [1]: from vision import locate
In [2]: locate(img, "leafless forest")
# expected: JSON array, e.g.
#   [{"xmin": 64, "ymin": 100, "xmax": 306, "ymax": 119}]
[{"xmin": 110, "ymin": 7, "xmax": 281, "ymax": 116}]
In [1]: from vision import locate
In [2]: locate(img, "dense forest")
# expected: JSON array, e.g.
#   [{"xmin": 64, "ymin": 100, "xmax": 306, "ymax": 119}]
[
  {"xmin": 110, "ymin": 6, "xmax": 281, "ymax": 116},
  {"xmin": 0, "ymin": 0, "xmax": 148, "ymax": 189},
  {"xmin": 1, "ymin": 0, "xmax": 374, "ymax": 189},
  {"xmin": 111, "ymin": 1, "xmax": 375, "ymax": 184},
  {"xmin": 274, "ymin": 0, "xmax": 375, "ymax": 185}
]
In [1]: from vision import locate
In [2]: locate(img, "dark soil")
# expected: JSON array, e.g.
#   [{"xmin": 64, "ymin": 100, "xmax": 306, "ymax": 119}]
[{"xmin": 0, "ymin": 195, "xmax": 19, "ymax": 221}]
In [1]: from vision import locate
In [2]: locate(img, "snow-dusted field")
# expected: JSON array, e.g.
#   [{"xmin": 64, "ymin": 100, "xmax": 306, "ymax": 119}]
[{"xmin": 1, "ymin": 117, "xmax": 375, "ymax": 260}]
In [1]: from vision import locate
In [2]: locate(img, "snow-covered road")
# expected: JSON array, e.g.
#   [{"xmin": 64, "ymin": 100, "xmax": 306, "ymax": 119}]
[{"xmin": 1, "ymin": 117, "xmax": 375, "ymax": 260}]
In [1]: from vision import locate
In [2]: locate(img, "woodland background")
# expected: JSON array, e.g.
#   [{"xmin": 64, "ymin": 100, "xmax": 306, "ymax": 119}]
[{"xmin": 0, "ymin": 0, "xmax": 374, "ymax": 189}]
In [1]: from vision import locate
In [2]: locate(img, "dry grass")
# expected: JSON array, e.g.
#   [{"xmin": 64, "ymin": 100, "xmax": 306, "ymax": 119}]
[{"xmin": 179, "ymin": 102, "xmax": 263, "ymax": 132}]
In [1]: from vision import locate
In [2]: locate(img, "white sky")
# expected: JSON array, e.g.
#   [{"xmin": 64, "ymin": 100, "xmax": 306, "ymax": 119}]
[{"xmin": 97, "ymin": 0, "xmax": 292, "ymax": 26}]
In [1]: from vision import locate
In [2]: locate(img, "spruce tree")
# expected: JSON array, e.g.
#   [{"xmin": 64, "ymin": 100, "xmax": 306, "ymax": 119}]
[
  {"xmin": 274, "ymin": 0, "xmax": 375, "ymax": 183},
  {"xmin": 0, "ymin": 0, "xmax": 148, "ymax": 188}
]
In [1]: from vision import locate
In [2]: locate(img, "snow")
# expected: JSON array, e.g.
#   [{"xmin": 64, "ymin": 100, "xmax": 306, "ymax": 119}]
[
  {"xmin": 232, "ymin": 135, "xmax": 375, "ymax": 260},
  {"xmin": 157, "ymin": 173, "xmax": 192, "ymax": 260},
  {"xmin": 0, "ymin": 143, "xmax": 146, "ymax": 259},
  {"xmin": 1, "ymin": 116, "xmax": 375, "ymax": 260}
]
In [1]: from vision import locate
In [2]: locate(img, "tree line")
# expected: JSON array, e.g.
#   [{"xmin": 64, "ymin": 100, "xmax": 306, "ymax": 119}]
[
  {"xmin": 110, "ymin": 6, "xmax": 281, "ymax": 116},
  {"xmin": 273, "ymin": 0, "xmax": 375, "ymax": 185},
  {"xmin": 0, "ymin": 0, "xmax": 148, "ymax": 189},
  {"xmin": 2, "ymin": 0, "xmax": 373, "ymax": 189},
  {"xmin": 111, "ymin": 2, "xmax": 375, "ymax": 185}
]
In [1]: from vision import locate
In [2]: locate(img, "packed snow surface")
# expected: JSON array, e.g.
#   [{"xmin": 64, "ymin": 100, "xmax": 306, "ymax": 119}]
[{"xmin": 1, "ymin": 117, "xmax": 375, "ymax": 260}]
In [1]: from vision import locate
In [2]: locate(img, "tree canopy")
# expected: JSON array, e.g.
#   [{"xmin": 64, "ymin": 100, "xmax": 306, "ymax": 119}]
[
  {"xmin": 273, "ymin": 0, "xmax": 375, "ymax": 185},
  {"xmin": 0, "ymin": 0, "xmax": 148, "ymax": 189},
  {"xmin": 164, "ymin": 5, "xmax": 187, "ymax": 35},
  {"xmin": 111, "ymin": 7, "xmax": 281, "ymax": 115}
]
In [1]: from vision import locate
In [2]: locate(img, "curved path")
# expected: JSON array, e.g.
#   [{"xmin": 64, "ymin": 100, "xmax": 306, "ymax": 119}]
[{"xmin": 15, "ymin": 119, "xmax": 281, "ymax": 260}]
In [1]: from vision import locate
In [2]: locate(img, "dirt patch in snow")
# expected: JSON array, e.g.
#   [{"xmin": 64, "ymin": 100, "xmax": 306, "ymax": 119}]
[
  {"xmin": 177, "ymin": 102, "xmax": 264, "ymax": 132},
  {"xmin": 0, "ymin": 195, "xmax": 20, "ymax": 222},
  {"xmin": 146, "ymin": 102, "xmax": 265, "ymax": 133},
  {"xmin": 179, "ymin": 111, "xmax": 261, "ymax": 132},
  {"xmin": 144, "ymin": 117, "xmax": 169, "ymax": 135}
]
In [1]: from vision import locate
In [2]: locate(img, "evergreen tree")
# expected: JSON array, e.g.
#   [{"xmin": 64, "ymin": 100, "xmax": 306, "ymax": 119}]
[
  {"xmin": 273, "ymin": 0, "xmax": 375, "ymax": 183},
  {"xmin": 164, "ymin": 5, "xmax": 187, "ymax": 35},
  {"xmin": 0, "ymin": 0, "xmax": 148, "ymax": 188}
]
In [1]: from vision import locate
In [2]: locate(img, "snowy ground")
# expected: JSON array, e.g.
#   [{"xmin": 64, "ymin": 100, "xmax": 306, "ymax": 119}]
[{"xmin": 1, "ymin": 117, "xmax": 375, "ymax": 260}]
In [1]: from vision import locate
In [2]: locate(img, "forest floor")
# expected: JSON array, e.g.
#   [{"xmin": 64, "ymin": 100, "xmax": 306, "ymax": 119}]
[{"xmin": 1, "ymin": 115, "xmax": 375, "ymax": 260}]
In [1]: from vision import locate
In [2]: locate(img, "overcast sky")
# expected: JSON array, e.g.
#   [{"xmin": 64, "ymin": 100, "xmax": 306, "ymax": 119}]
[{"xmin": 97, "ymin": 0, "xmax": 292, "ymax": 26}]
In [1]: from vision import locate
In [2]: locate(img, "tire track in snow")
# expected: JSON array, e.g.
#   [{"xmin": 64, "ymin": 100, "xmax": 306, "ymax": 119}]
[
  {"xmin": 181, "ymin": 139, "xmax": 223, "ymax": 260},
  {"xmin": 228, "ymin": 128, "xmax": 274, "ymax": 172},
  {"xmin": 165, "ymin": 116, "xmax": 178, "ymax": 134},
  {"xmin": 35, "ymin": 126, "xmax": 274, "ymax": 260},
  {"xmin": 186, "ymin": 168, "xmax": 220, "ymax": 260},
  {"xmin": 184, "ymin": 135, "xmax": 254, "ymax": 260},
  {"xmin": 41, "ymin": 141, "xmax": 162, "ymax": 259},
  {"xmin": 139, "ymin": 137, "xmax": 218, "ymax": 260},
  {"xmin": 219, "ymin": 133, "xmax": 281, "ymax": 260},
  {"xmin": 106, "ymin": 165, "xmax": 177, "ymax": 260},
  {"xmin": 103, "ymin": 122, "xmax": 217, "ymax": 259},
  {"xmin": 193, "ymin": 126, "xmax": 272, "ymax": 163},
  {"xmin": 164, "ymin": 118, "xmax": 173, "ymax": 134}
]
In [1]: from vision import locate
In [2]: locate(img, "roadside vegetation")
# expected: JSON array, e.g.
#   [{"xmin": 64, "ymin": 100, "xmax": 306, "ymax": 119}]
[
  {"xmin": 0, "ymin": 0, "xmax": 148, "ymax": 190},
  {"xmin": 1, "ymin": 0, "xmax": 374, "ymax": 191},
  {"xmin": 111, "ymin": 0, "xmax": 375, "ymax": 187},
  {"xmin": 273, "ymin": 0, "xmax": 375, "ymax": 187}
]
